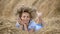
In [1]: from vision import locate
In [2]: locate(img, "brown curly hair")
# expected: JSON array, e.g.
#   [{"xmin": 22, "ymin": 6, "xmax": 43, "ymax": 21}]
[{"xmin": 17, "ymin": 6, "xmax": 37, "ymax": 19}]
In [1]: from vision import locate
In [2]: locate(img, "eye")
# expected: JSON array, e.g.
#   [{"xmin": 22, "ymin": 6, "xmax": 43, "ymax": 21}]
[
  {"xmin": 23, "ymin": 16, "xmax": 25, "ymax": 18},
  {"xmin": 27, "ymin": 16, "xmax": 30, "ymax": 18}
]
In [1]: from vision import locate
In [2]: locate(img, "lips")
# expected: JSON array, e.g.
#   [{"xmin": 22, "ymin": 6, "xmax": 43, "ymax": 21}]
[{"xmin": 23, "ymin": 20, "xmax": 29, "ymax": 23}]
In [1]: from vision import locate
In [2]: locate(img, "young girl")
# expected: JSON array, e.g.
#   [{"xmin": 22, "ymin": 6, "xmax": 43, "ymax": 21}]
[{"xmin": 16, "ymin": 7, "xmax": 43, "ymax": 32}]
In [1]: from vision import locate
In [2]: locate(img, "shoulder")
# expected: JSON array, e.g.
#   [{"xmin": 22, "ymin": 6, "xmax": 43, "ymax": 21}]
[
  {"xmin": 29, "ymin": 20, "xmax": 36, "ymax": 26},
  {"xmin": 16, "ymin": 22, "xmax": 20, "ymax": 28},
  {"xmin": 28, "ymin": 20, "xmax": 36, "ymax": 29},
  {"xmin": 16, "ymin": 22, "xmax": 20, "ymax": 25}
]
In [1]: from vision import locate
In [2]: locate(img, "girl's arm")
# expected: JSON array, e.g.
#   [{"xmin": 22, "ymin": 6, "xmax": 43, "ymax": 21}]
[
  {"xmin": 23, "ymin": 24, "xmax": 28, "ymax": 31},
  {"xmin": 23, "ymin": 24, "xmax": 34, "ymax": 32}
]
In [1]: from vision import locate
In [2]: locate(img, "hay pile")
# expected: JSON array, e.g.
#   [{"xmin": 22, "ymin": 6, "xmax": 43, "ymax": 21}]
[
  {"xmin": 0, "ymin": 0, "xmax": 60, "ymax": 34},
  {"xmin": 0, "ymin": 17, "xmax": 60, "ymax": 34}
]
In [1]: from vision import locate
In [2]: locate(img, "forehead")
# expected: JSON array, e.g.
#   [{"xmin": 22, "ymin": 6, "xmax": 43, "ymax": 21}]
[{"xmin": 22, "ymin": 12, "xmax": 30, "ymax": 16}]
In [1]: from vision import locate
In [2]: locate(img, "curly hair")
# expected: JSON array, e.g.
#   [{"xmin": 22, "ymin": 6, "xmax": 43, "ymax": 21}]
[{"xmin": 17, "ymin": 6, "xmax": 37, "ymax": 19}]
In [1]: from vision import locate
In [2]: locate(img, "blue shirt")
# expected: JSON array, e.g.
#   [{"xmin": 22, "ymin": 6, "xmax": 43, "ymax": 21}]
[{"xmin": 16, "ymin": 20, "xmax": 43, "ymax": 31}]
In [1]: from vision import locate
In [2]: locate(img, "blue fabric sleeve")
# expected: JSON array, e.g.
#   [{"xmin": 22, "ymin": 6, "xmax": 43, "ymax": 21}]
[
  {"xmin": 16, "ymin": 22, "xmax": 20, "ymax": 28},
  {"xmin": 35, "ymin": 24, "xmax": 43, "ymax": 31},
  {"xmin": 28, "ymin": 20, "xmax": 36, "ymax": 30},
  {"xmin": 28, "ymin": 20, "xmax": 43, "ymax": 31}
]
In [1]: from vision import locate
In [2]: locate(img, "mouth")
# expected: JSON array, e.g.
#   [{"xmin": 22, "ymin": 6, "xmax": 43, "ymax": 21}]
[{"xmin": 23, "ymin": 21, "xmax": 29, "ymax": 23}]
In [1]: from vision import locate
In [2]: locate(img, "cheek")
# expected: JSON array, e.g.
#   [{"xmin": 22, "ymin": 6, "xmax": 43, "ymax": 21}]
[
  {"xmin": 20, "ymin": 17, "xmax": 24, "ymax": 20},
  {"xmin": 27, "ymin": 18, "xmax": 30, "ymax": 21}
]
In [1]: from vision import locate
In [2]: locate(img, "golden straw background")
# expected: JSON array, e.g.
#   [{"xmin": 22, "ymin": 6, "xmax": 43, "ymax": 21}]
[{"xmin": 0, "ymin": 0, "xmax": 60, "ymax": 34}]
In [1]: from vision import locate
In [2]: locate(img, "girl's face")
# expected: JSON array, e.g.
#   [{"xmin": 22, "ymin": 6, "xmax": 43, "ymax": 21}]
[{"xmin": 20, "ymin": 12, "xmax": 31, "ymax": 24}]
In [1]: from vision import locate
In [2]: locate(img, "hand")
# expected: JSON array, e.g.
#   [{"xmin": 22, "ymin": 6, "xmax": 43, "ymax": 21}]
[
  {"xmin": 23, "ymin": 23, "xmax": 28, "ymax": 31},
  {"xmin": 19, "ymin": 19, "xmax": 25, "ymax": 25}
]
